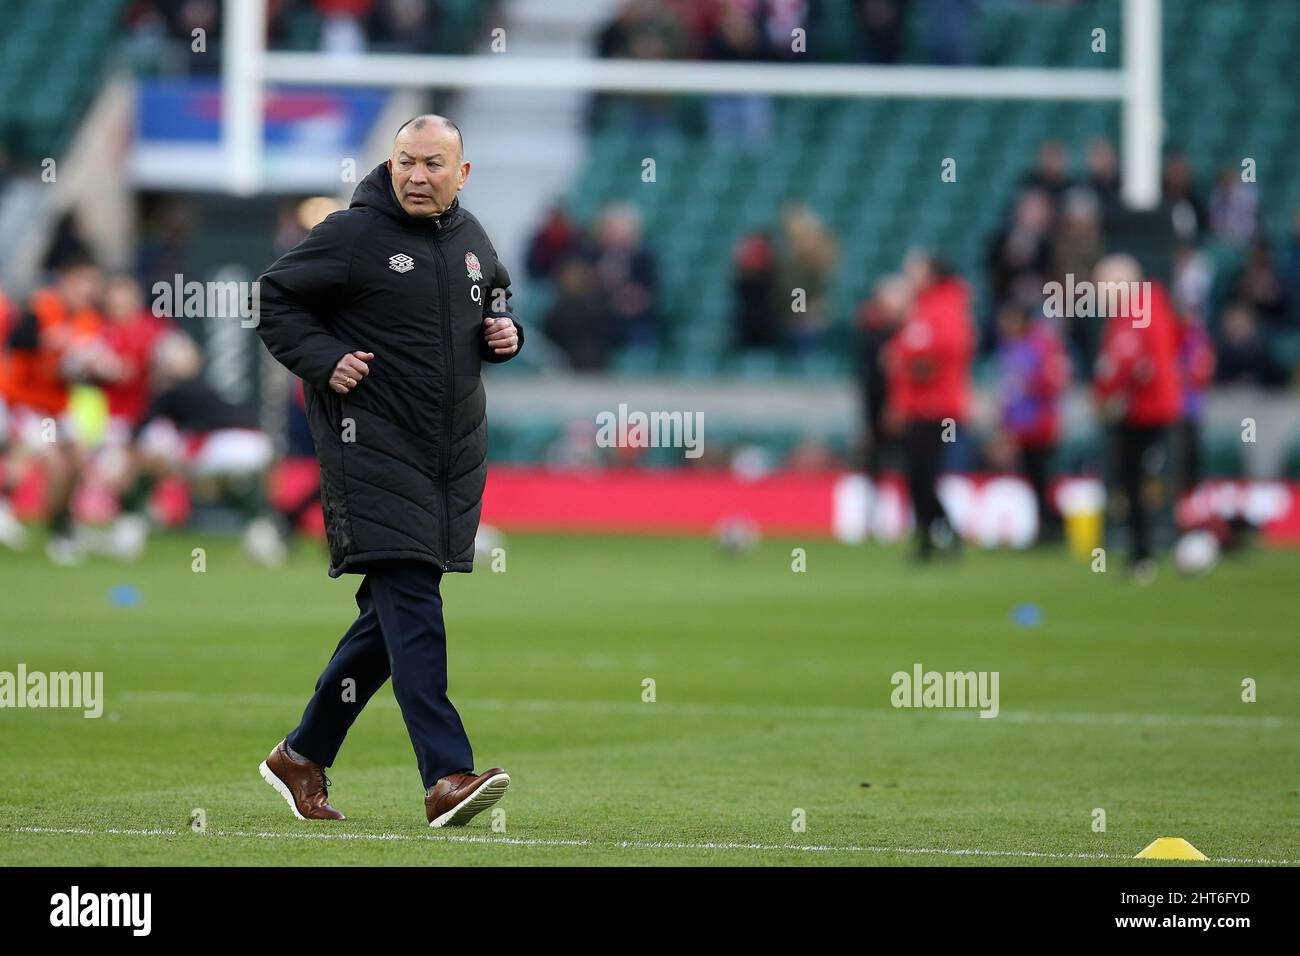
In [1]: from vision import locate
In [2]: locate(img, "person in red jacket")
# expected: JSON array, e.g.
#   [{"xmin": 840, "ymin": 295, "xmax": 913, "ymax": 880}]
[
  {"xmin": 99, "ymin": 274, "xmax": 170, "ymax": 435},
  {"xmin": 884, "ymin": 252, "xmax": 974, "ymax": 560},
  {"xmin": 1092, "ymin": 254, "xmax": 1182, "ymax": 575}
]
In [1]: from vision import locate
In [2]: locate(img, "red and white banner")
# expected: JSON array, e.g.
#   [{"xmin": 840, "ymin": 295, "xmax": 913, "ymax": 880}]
[{"xmin": 480, "ymin": 467, "xmax": 1300, "ymax": 546}]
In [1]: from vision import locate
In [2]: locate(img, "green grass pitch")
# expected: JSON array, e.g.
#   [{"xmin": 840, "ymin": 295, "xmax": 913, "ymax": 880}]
[{"xmin": 0, "ymin": 530, "xmax": 1296, "ymax": 866}]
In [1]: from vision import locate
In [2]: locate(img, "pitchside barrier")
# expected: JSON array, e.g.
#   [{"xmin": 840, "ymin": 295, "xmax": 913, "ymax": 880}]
[{"xmin": 474, "ymin": 467, "xmax": 1300, "ymax": 547}]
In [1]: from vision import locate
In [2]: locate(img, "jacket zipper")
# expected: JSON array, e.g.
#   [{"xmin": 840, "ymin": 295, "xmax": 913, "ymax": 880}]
[{"xmin": 427, "ymin": 228, "xmax": 454, "ymax": 570}]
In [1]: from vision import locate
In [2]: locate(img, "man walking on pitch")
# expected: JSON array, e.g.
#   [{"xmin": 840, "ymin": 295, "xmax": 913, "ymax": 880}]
[{"xmin": 254, "ymin": 115, "xmax": 523, "ymax": 827}]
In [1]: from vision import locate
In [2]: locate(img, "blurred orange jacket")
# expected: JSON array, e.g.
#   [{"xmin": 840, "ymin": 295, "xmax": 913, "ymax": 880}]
[{"xmin": 1, "ymin": 288, "xmax": 103, "ymax": 414}]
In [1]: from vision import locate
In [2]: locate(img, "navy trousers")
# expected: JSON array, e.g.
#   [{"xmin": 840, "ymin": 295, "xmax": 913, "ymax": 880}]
[{"xmin": 285, "ymin": 560, "xmax": 473, "ymax": 790}]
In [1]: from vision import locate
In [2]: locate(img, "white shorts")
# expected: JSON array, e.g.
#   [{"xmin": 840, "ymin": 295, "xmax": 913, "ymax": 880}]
[
  {"xmin": 5, "ymin": 405, "xmax": 82, "ymax": 452},
  {"xmin": 138, "ymin": 421, "xmax": 272, "ymax": 478}
]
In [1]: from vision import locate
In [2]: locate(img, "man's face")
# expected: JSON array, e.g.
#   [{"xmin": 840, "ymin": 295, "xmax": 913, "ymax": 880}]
[
  {"xmin": 59, "ymin": 265, "xmax": 102, "ymax": 312},
  {"xmin": 388, "ymin": 123, "xmax": 469, "ymax": 218},
  {"xmin": 105, "ymin": 277, "xmax": 141, "ymax": 321}
]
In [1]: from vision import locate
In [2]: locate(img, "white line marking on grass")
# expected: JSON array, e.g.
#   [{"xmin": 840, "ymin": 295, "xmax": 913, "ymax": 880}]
[
  {"xmin": 115, "ymin": 691, "xmax": 1297, "ymax": 730},
  {"xmin": 4, "ymin": 826, "xmax": 1292, "ymax": 864},
  {"xmin": 934, "ymin": 710, "xmax": 1293, "ymax": 729}
]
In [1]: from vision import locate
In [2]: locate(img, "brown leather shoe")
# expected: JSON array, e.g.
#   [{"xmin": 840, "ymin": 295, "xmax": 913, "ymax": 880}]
[
  {"xmin": 259, "ymin": 739, "xmax": 345, "ymax": 821},
  {"xmin": 426, "ymin": 767, "xmax": 510, "ymax": 828}
]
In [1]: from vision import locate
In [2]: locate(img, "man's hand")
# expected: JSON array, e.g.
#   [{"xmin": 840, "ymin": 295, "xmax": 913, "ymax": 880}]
[
  {"xmin": 483, "ymin": 316, "xmax": 518, "ymax": 357},
  {"xmin": 330, "ymin": 351, "xmax": 374, "ymax": 394}
]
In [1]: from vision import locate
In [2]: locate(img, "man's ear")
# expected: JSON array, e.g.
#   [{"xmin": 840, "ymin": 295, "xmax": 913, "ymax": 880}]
[
  {"xmin": 386, "ymin": 158, "xmax": 393, "ymax": 173},
  {"xmin": 459, "ymin": 161, "xmax": 471, "ymax": 191}
]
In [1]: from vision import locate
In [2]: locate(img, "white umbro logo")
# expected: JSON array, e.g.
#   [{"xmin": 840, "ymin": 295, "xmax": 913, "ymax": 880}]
[{"xmin": 388, "ymin": 253, "xmax": 415, "ymax": 274}]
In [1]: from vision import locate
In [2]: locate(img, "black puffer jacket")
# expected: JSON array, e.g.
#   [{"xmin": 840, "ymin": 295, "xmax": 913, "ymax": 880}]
[{"xmin": 256, "ymin": 162, "xmax": 524, "ymax": 577}]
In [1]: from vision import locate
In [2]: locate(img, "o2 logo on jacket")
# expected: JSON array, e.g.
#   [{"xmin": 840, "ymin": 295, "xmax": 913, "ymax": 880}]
[
  {"xmin": 464, "ymin": 251, "xmax": 483, "ymax": 281},
  {"xmin": 388, "ymin": 252, "xmax": 415, "ymax": 274}
]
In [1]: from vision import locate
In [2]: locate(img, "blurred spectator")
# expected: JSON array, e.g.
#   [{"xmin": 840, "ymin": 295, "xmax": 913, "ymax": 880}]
[
  {"xmin": 1082, "ymin": 137, "xmax": 1121, "ymax": 209},
  {"xmin": 1286, "ymin": 204, "xmax": 1300, "ymax": 327},
  {"xmin": 125, "ymin": 0, "xmax": 463, "ymax": 62},
  {"xmin": 592, "ymin": 0, "xmax": 687, "ymax": 135},
  {"xmin": 4, "ymin": 257, "xmax": 106, "ymax": 422},
  {"xmin": 987, "ymin": 187, "xmax": 1054, "ymax": 307},
  {"xmin": 597, "ymin": 0, "xmax": 687, "ymax": 59},
  {"xmin": 125, "ymin": 332, "xmax": 285, "ymax": 565},
  {"xmin": 273, "ymin": 202, "xmax": 310, "ymax": 256},
  {"xmin": 1237, "ymin": 237, "xmax": 1289, "ymax": 328},
  {"xmin": 1214, "ymin": 302, "xmax": 1271, "ymax": 386},
  {"xmin": 544, "ymin": 257, "xmax": 609, "ymax": 371},
  {"xmin": 526, "ymin": 206, "xmax": 585, "ymax": 283},
  {"xmin": 92, "ymin": 275, "xmax": 172, "ymax": 558},
  {"xmin": 885, "ymin": 252, "xmax": 973, "ymax": 561},
  {"xmin": 178, "ymin": 0, "xmax": 221, "ymax": 69},
  {"xmin": 136, "ymin": 196, "xmax": 195, "ymax": 290},
  {"xmin": 1175, "ymin": 305, "xmax": 1215, "ymax": 495},
  {"xmin": 1021, "ymin": 140, "xmax": 1073, "ymax": 210},
  {"xmin": 922, "ymin": 0, "xmax": 977, "ymax": 66},
  {"xmin": 1171, "ymin": 241, "xmax": 1212, "ymax": 325},
  {"xmin": 1208, "ymin": 165, "xmax": 1258, "ymax": 246},
  {"xmin": 776, "ymin": 203, "xmax": 838, "ymax": 356},
  {"xmin": 591, "ymin": 203, "xmax": 658, "ymax": 351},
  {"xmin": 43, "ymin": 213, "xmax": 95, "ymax": 274},
  {"xmin": 366, "ymin": 0, "xmax": 443, "ymax": 53},
  {"xmin": 1051, "ymin": 187, "xmax": 1104, "ymax": 362},
  {"xmin": 123, "ymin": 0, "xmax": 223, "ymax": 73},
  {"xmin": 855, "ymin": 0, "xmax": 909, "ymax": 64},
  {"xmin": 0, "ymin": 284, "xmax": 20, "ymax": 550},
  {"xmin": 762, "ymin": 0, "xmax": 812, "ymax": 61},
  {"xmin": 1161, "ymin": 150, "xmax": 1205, "ymax": 242},
  {"xmin": 732, "ymin": 229, "xmax": 780, "ymax": 350},
  {"xmin": 99, "ymin": 274, "xmax": 171, "ymax": 432},
  {"xmin": 0, "ymin": 284, "xmax": 13, "ymax": 340},
  {"xmin": 995, "ymin": 299, "xmax": 1070, "ymax": 542},
  {"xmin": 1092, "ymin": 255, "xmax": 1181, "ymax": 573},
  {"xmin": 316, "ymin": 0, "xmax": 375, "ymax": 54},
  {"xmin": 855, "ymin": 273, "xmax": 909, "ymax": 482},
  {"xmin": 2, "ymin": 256, "xmax": 107, "ymax": 564},
  {"xmin": 703, "ymin": 3, "xmax": 775, "ymax": 147}
]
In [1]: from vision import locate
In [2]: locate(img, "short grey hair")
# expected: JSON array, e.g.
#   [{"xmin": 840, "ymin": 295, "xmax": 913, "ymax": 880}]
[{"xmin": 394, "ymin": 114, "xmax": 463, "ymax": 157}]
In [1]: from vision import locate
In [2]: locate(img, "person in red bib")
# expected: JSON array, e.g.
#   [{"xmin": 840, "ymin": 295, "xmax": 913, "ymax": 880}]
[
  {"xmin": 1092, "ymin": 254, "xmax": 1182, "ymax": 576},
  {"xmin": 884, "ymin": 252, "xmax": 974, "ymax": 560}
]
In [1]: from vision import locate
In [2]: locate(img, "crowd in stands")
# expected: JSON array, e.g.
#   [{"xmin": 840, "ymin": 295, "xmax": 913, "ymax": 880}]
[
  {"xmin": 120, "ymin": 0, "xmax": 461, "ymax": 71},
  {"xmin": 596, "ymin": 0, "xmax": 972, "ymax": 67},
  {"xmin": 521, "ymin": 134, "xmax": 1300, "ymax": 391},
  {"xmin": 524, "ymin": 202, "xmax": 660, "ymax": 369}
]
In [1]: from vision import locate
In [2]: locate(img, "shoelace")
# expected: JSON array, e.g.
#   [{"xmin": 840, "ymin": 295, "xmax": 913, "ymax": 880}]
[{"xmin": 307, "ymin": 768, "xmax": 331, "ymax": 798}]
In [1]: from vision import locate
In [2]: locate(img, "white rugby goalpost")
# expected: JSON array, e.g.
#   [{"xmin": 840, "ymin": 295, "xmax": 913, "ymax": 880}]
[{"xmin": 223, "ymin": 0, "xmax": 1161, "ymax": 208}]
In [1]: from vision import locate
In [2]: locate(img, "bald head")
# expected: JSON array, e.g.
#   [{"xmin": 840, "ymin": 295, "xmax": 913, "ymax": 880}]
[
  {"xmin": 1094, "ymin": 253, "xmax": 1142, "ymax": 287},
  {"xmin": 388, "ymin": 114, "xmax": 470, "ymax": 218},
  {"xmin": 395, "ymin": 114, "xmax": 464, "ymax": 157}
]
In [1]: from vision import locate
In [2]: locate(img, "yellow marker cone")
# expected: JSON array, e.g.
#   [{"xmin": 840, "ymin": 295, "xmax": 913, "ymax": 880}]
[{"xmin": 1134, "ymin": 837, "xmax": 1209, "ymax": 861}]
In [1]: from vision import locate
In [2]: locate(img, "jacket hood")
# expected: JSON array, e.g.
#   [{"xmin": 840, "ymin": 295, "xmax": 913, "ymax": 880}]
[{"xmin": 350, "ymin": 161, "xmax": 463, "ymax": 229}]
